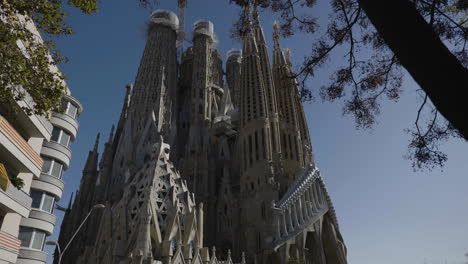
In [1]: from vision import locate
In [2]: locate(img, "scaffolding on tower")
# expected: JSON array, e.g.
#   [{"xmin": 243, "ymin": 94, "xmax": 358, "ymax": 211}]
[{"xmin": 177, "ymin": 0, "xmax": 187, "ymax": 61}]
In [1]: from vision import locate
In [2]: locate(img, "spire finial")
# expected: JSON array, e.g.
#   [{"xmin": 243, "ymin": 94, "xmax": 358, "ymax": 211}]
[
  {"xmin": 252, "ymin": 0, "xmax": 260, "ymax": 27},
  {"xmin": 93, "ymin": 132, "xmax": 100, "ymax": 152},
  {"xmin": 285, "ymin": 48, "xmax": 292, "ymax": 67},
  {"xmin": 67, "ymin": 192, "xmax": 74, "ymax": 210},
  {"xmin": 109, "ymin": 125, "xmax": 115, "ymax": 143},
  {"xmin": 241, "ymin": 251, "xmax": 246, "ymax": 264},
  {"xmin": 243, "ymin": 3, "xmax": 253, "ymax": 34},
  {"xmin": 273, "ymin": 21, "xmax": 280, "ymax": 46},
  {"xmin": 227, "ymin": 249, "xmax": 231, "ymax": 260}
]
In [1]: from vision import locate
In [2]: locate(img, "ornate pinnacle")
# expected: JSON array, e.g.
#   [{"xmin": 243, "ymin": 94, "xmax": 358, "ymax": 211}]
[
  {"xmin": 244, "ymin": 3, "xmax": 253, "ymax": 33},
  {"xmin": 94, "ymin": 132, "xmax": 100, "ymax": 152},
  {"xmin": 67, "ymin": 192, "xmax": 74, "ymax": 210},
  {"xmin": 252, "ymin": 0, "xmax": 260, "ymax": 27},
  {"xmin": 108, "ymin": 124, "xmax": 115, "ymax": 143},
  {"xmin": 273, "ymin": 21, "xmax": 280, "ymax": 47}
]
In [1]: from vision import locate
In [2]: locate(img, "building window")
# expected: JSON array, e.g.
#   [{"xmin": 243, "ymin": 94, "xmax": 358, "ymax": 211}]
[
  {"xmin": 261, "ymin": 202, "xmax": 266, "ymax": 220},
  {"xmin": 18, "ymin": 227, "xmax": 46, "ymax": 250},
  {"xmin": 51, "ymin": 127, "xmax": 71, "ymax": 147},
  {"xmin": 254, "ymin": 131, "xmax": 259, "ymax": 161},
  {"xmin": 62, "ymin": 100, "xmax": 78, "ymax": 119},
  {"xmin": 30, "ymin": 189, "xmax": 55, "ymax": 213},
  {"xmin": 41, "ymin": 157, "xmax": 63, "ymax": 179}
]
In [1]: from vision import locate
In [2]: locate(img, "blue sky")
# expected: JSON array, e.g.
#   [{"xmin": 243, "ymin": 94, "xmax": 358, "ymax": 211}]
[{"xmin": 44, "ymin": 0, "xmax": 468, "ymax": 263}]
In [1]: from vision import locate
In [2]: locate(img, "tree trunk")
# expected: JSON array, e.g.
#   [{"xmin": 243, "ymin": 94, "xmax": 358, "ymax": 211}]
[{"xmin": 358, "ymin": 0, "xmax": 468, "ymax": 140}]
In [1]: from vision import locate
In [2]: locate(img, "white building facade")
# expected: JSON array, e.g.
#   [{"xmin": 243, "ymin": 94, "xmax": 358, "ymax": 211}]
[{"xmin": 0, "ymin": 15, "xmax": 82, "ymax": 264}]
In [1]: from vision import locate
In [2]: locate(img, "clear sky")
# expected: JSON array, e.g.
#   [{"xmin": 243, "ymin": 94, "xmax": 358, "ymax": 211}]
[{"xmin": 44, "ymin": 0, "xmax": 468, "ymax": 263}]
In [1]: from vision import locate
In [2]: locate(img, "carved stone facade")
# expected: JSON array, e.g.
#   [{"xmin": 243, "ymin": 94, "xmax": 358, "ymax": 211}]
[{"xmin": 56, "ymin": 8, "xmax": 347, "ymax": 264}]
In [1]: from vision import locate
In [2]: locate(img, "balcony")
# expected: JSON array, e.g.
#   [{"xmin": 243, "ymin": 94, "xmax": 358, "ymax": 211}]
[
  {"xmin": 0, "ymin": 116, "xmax": 44, "ymax": 177},
  {"xmin": 31, "ymin": 173, "xmax": 65, "ymax": 200},
  {"xmin": 40, "ymin": 141, "xmax": 72, "ymax": 168},
  {"xmin": 12, "ymin": 86, "xmax": 53, "ymax": 140},
  {"xmin": 50, "ymin": 113, "xmax": 79, "ymax": 139},
  {"xmin": 18, "ymin": 248, "xmax": 47, "ymax": 263},
  {"xmin": 0, "ymin": 182, "xmax": 32, "ymax": 217},
  {"xmin": 20, "ymin": 209, "xmax": 56, "ymax": 235},
  {"xmin": 0, "ymin": 230, "xmax": 21, "ymax": 263}
]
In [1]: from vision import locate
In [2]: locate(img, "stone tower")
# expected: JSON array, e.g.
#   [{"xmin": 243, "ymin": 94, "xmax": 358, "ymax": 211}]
[
  {"xmin": 226, "ymin": 49, "xmax": 242, "ymax": 107},
  {"xmin": 272, "ymin": 21, "xmax": 306, "ymax": 188},
  {"xmin": 56, "ymin": 8, "xmax": 347, "ymax": 264}
]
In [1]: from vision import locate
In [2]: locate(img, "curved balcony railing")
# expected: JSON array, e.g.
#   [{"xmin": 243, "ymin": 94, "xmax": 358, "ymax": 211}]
[
  {"xmin": 40, "ymin": 141, "xmax": 72, "ymax": 168},
  {"xmin": 0, "ymin": 184, "xmax": 32, "ymax": 217},
  {"xmin": 50, "ymin": 113, "xmax": 79, "ymax": 140},
  {"xmin": 18, "ymin": 248, "xmax": 48, "ymax": 263},
  {"xmin": 31, "ymin": 173, "xmax": 65, "ymax": 200},
  {"xmin": 20, "ymin": 209, "xmax": 57, "ymax": 235}
]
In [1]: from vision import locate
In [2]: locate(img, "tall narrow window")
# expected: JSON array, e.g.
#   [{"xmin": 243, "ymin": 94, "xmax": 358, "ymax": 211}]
[
  {"xmin": 248, "ymin": 135, "xmax": 253, "ymax": 166},
  {"xmin": 261, "ymin": 202, "xmax": 266, "ymax": 220},
  {"xmin": 294, "ymin": 136, "xmax": 299, "ymax": 162},
  {"xmin": 254, "ymin": 131, "xmax": 259, "ymax": 161},
  {"xmin": 51, "ymin": 127, "xmax": 71, "ymax": 148},
  {"xmin": 270, "ymin": 122, "xmax": 276, "ymax": 152},
  {"xmin": 18, "ymin": 227, "xmax": 46, "ymax": 250},
  {"xmin": 257, "ymin": 233, "xmax": 261, "ymax": 251},
  {"xmin": 261, "ymin": 128, "xmax": 266, "ymax": 159},
  {"xmin": 282, "ymin": 134, "xmax": 288, "ymax": 158},
  {"xmin": 30, "ymin": 189, "xmax": 55, "ymax": 213},
  {"xmin": 41, "ymin": 157, "xmax": 63, "ymax": 178},
  {"xmin": 243, "ymin": 139, "xmax": 247, "ymax": 171},
  {"xmin": 51, "ymin": 127, "xmax": 61, "ymax": 142},
  {"xmin": 63, "ymin": 100, "xmax": 78, "ymax": 119},
  {"xmin": 288, "ymin": 134, "xmax": 294, "ymax": 160}
]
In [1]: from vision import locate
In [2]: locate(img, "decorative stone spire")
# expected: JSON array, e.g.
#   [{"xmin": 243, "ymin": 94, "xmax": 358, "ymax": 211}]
[
  {"xmin": 273, "ymin": 21, "xmax": 287, "ymax": 66},
  {"xmin": 93, "ymin": 132, "xmax": 100, "ymax": 152},
  {"xmin": 128, "ymin": 10, "xmax": 178, "ymax": 142},
  {"xmin": 252, "ymin": 0, "xmax": 260, "ymax": 27},
  {"xmin": 273, "ymin": 21, "xmax": 280, "ymax": 49},
  {"xmin": 67, "ymin": 192, "xmax": 74, "ymax": 210},
  {"xmin": 272, "ymin": 20, "xmax": 312, "ymax": 185},
  {"xmin": 252, "ymin": 8, "xmax": 281, "ymax": 155},
  {"xmin": 211, "ymin": 246, "xmax": 216, "ymax": 258},
  {"xmin": 245, "ymin": 3, "xmax": 252, "ymax": 31},
  {"xmin": 241, "ymin": 252, "xmax": 246, "ymax": 264},
  {"xmin": 108, "ymin": 124, "xmax": 115, "ymax": 144}
]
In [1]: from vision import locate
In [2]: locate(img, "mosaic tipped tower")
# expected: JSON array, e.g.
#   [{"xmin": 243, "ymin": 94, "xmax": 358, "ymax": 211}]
[{"xmin": 56, "ymin": 6, "xmax": 347, "ymax": 264}]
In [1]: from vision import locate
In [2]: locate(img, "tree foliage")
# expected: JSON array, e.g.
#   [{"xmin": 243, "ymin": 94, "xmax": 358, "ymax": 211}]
[
  {"xmin": 230, "ymin": 0, "xmax": 467, "ymax": 170},
  {"xmin": 0, "ymin": 0, "xmax": 99, "ymax": 118}
]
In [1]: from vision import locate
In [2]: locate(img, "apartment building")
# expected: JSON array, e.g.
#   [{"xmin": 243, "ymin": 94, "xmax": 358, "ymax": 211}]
[{"xmin": 0, "ymin": 16, "xmax": 82, "ymax": 264}]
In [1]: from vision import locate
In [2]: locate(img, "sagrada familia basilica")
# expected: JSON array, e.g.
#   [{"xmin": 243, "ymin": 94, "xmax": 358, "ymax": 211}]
[{"xmin": 55, "ymin": 5, "xmax": 348, "ymax": 264}]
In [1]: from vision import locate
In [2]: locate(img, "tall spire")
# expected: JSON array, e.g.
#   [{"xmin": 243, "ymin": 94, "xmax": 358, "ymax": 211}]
[
  {"xmin": 108, "ymin": 125, "xmax": 115, "ymax": 144},
  {"xmin": 273, "ymin": 21, "xmax": 280, "ymax": 49},
  {"xmin": 273, "ymin": 21, "xmax": 287, "ymax": 66},
  {"xmin": 67, "ymin": 192, "xmax": 74, "ymax": 210},
  {"xmin": 93, "ymin": 132, "xmax": 100, "ymax": 153},
  {"xmin": 252, "ymin": 0, "xmax": 260, "ymax": 27},
  {"xmin": 244, "ymin": 2, "xmax": 253, "ymax": 34}
]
